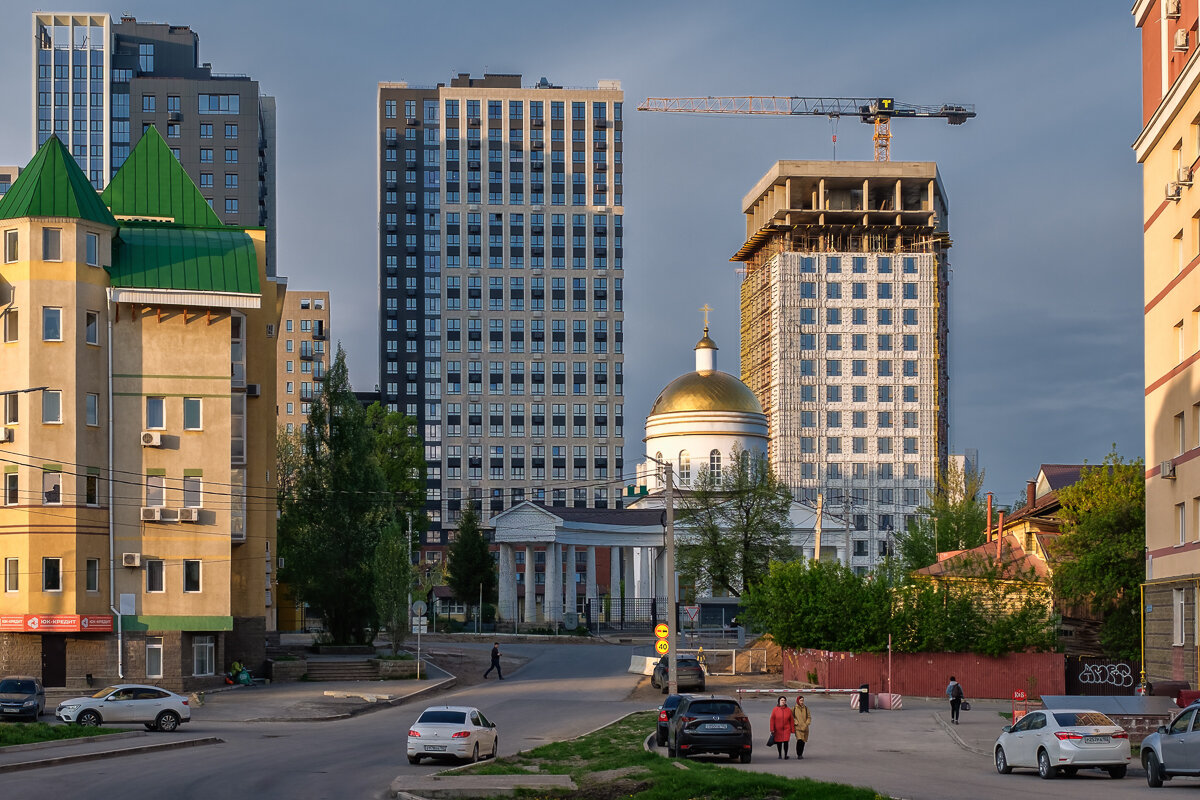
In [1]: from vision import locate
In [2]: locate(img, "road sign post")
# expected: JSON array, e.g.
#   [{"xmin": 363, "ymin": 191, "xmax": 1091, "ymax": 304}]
[{"xmin": 411, "ymin": 600, "xmax": 428, "ymax": 679}]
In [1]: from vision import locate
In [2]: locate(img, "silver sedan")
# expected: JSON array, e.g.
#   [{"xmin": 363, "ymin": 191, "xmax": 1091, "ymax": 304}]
[
  {"xmin": 994, "ymin": 708, "xmax": 1130, "ymax": 779},
  {"xmin": 407, "ymin": 705, "xmax": 498, "ymax": 764}
]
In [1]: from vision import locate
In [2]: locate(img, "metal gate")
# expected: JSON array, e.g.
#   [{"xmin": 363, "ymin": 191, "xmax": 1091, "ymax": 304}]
[
  {"xmin": 1064, "ymin": 656, "xmax": 1139, "ymax": 695},
  {"xmin": 585, "ymin": 596, "xmax": 660, "ymax": 632}
]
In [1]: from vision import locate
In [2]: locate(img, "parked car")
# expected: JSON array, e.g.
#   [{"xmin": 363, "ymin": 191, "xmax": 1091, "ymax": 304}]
[
  {"xmin": 1141, "ymin": 700, "xmax": 1200, "ymax": 787},
  {"xmin": 656, "ymin": 694, "xmax": 689, "ymax": 746},
  {"xmin": 407, "ymin": 705, "xmax": 498, "ymax": 764},
  {"xmin": 651, "ymin": 655, "xmax": 705, "ymax": 694},
  {"xmin": 994, "ymin": 708, "xmax": 1129, "ymax": 779},
  {"xmin": 667, "ymin": 694, "xmax": 752, "ymax": 762},
  {"xmin": 55, "ymin": 684, "xmax": 191, "ymax": 731},
  {"xmin": 0, "ymin": 676, "xmax": 45, "ymax": 721}
]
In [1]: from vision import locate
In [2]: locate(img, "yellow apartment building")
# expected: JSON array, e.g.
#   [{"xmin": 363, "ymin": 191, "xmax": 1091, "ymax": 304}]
[
  {"xmin": 0, "ymin": 128, "xmax": 283, "ymax": 691},
  {"xmin": 277, "ymin": 290, "xmax": 330, "ymax": 435}
]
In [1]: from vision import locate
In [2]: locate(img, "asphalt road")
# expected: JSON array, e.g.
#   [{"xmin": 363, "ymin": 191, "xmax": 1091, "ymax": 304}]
[{"xmin": 1, "ymin": 642, "xmax": 1189, "ymax": 800}]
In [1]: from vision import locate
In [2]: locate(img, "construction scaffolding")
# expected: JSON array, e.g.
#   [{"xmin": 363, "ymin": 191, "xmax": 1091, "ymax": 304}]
[{"xmin": 735, "ymin": 162, "xmax": 950, "ymax": 571}]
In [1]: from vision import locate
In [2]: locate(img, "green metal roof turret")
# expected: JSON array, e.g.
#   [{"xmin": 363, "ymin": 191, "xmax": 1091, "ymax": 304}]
[
  {"xmin": 0, "ymin": 136, "xmax": 117, "ymax": 227},
  {"xmin": 101, "ymin": 126, "xmax": 224, "ymax": 227}
]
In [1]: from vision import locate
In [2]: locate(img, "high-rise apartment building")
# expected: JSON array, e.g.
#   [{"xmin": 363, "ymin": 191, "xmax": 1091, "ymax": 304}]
[
  {"xmin": 277, "ymin": 292, "xmax": 330, "ymax": 433},
  {"xmin": 0, "ymin": 168, "xmax": 18, "ymax": 200},
  {"xmin": 377, "ymin": 74, "xmax": 626, "ymax": 562},
  {"xmin": 32, "ymin": 13, "xmax": 276, "ymax": 274},
  {"xmin": 733, "ymin": 161, "xmax": 950, "ymax": 573},
  {"xmin": 1134, "ymin": 0, "xmax": 1200, "ymax": 687}
]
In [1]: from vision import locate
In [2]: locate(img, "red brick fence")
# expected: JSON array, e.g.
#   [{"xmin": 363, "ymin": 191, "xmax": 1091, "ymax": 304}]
[{"xmin": 784, "ymin": 649, "xmax": 1065, "ymax": 699}]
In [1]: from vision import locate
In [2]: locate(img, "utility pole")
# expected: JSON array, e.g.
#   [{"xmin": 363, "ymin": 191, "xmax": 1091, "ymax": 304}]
[
  {"xmin": 664, "ymin": 458, "xmax": 677, "ymax": 695},
  {"xmin": 813, "ymin": 493, "xmax": 823, "ymax": 561},
  {"xmin": 406, "ymin": 512, "xmax": 413, "ymax": 635}
]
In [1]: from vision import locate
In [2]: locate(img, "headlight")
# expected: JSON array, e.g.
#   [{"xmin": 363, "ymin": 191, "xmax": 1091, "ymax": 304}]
[
  {"xmin": 22, "ymin": 700, "xmax": 36, "ymax": 707},
  {"xmin": 60, "ymin": 703, "xmax": 80, "ymax": 711}
]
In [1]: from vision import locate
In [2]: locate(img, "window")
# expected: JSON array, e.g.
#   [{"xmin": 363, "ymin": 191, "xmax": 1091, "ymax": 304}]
[
  {"xmin": 85, "ymin": 474, "xmax": 99, "ymax": 507},
  {"xmin": 3, "ymin": 307, "xmax": 16, "ymax": 342},
  {"xmin": 710, "ymin": 449, "xmax": 722, "ymax": 481},
  {"xmin": 85, "ymin": 232, "xmax": 99, "ymax": 266},
  {"xmin": 200, "ymin": 148, "xmax": 213, "ymax": 163},
  {"xmin": 145, "ymin": 475, "xmax": 165, "ymax": 508},
  {"xmin": 225, "ymin": 149, "xmax": 238, "ymax": 164},
  {"xmin": 225, "ymin": 123, "xmax": 238, "ymax": 139},
  {"xmin": 1174, "ymin": 587, "xmax": 1187, "ymax": 646},
  {"xmin": 85, "ymin": 392, "xmax": 99, "ymax": 426},
  {"xmin": 183, "ymin": 398, "xmax": 202, "ymax": 430},
  {"xmin": 146, "ymin": 396, "xmax": 165, "ymax": 429},
  {"xmin": 225, "ymin": 173, "xmax": 238, "ymax": 189},
  {"xmin": 138, "ymin": 43, "xmax": 154, "ymax": 73},
  {"xmin": 85, "ymin": 310, "xmax": 99, "ymax": 345},
  {"xmin": 42, "ymin": 307, "xmax": 62, "ymax": 341},
  {"xmin": 184, "ymin": 560, "xmax": 201, "ymax": 593},
  {"xmin": 142, "ymin": 94, "xmax": 155, "ymax": 113},
  {"xmin": 146, "ymin": 560, "xmax": 165, "ymax": 593},
  {"xmin": 1180, "ymin": 502, "xmax": 1188, "ymax": 545},
  {"xmin": 3, "ymin": 392, "xmax": 16, "ymax": 425},
  {"xmin": 146, "ymin": 637, "xmax": 163, "ymax": 679},
  {"xmin": 86, "ymin": 558, "xmax": 99, "ymax": 592},
  {"xmin": 198, "ymin": 94, "xmax": 240, "ymax": 114},
  {"xmin": 678, "ymin": 451, "xmax": 691, "ymax": 485},
  {"xmin": 4, "ymin": 473, "xmax": 16, "ymax": 505},
  {"xmin": 193, "ymin": 635, "xmax": 215, "ymax": 676},
  {"xmin": 4, "ymin": 558, "xmax": 16, "ymax": 591},
  {"xmin": 3, "ymin": 230, "xmax": 16, "ymax": 262},
  {"xmin": 42, "ymin": 390, "xmax": 61, "ymax": 424},
  {"xmin": 42, "ymin": 557, "xmax": 62, "ymax": 591},
  {"xmin": 225, "ymin": 198, "xmax": 239, "ymax": 214}
]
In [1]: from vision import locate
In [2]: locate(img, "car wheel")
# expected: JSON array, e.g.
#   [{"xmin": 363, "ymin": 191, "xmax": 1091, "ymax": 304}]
[
  {"xmin": 739, "ymin": 749, "xmax": 752, "ymax": 764},
  {"xmin": 1037, "ymin": 749, "xmax": 1056, "ymax": 780},
  {"xmin": 1107, "ymin": 765, "xmax": 1127, "ymax": 779},
  {"xmin": 470, "ymin": 743, "xmax": 479, "ymax": 763},
  {"xmin": 76, "ymin": 710, "xmax": 101, "ymax": 727},
  {"xmin": 661, "ymin": 682, "xmax": 669, "ymax": 695},
  {"xmin": 155, "ymin": 711, "xmax": 180, "ymax": 732},
  {"xmin": 408, "ymin": 755, "xmax": 421, "ymax": 765},
  {"xmin": 144, "ymin": 722, "xmax": 158, "ymax": 731},
  {"xmin": 995, "ymin": 746, "xmax": 1012, "ymax": 775},
  {"xmin": 1145, "ymin": 752, "xmax": 1164, "ymax": 788},
  {"xmin": 490, "ymin": 737, "xmax": 498, "ymax": 759}
]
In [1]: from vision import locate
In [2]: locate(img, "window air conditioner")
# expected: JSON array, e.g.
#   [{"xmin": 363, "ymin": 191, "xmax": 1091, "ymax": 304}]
[
  {"xmin": 1175, "ymin": 28, "xmax": 1189, "ymax": 52},
  {"xmin": 1162, "ymin": 459, "xmax": 1177, "ymax": 479},
  {"xmin": 177, "ymin": 507, "xmax": 201, "ymax": 522},
  {"xmin": 140, "ymin": 506, "xmax": 163, "ymax": 521},
  {"xmin": 266, "ymin": 323, "xmax": 276, "ymax": 338},
  {"xmin": 1167, "ymin": 182, "xmax": 1183, "ymax": 201},
  {"xmin": 246, "ymin": 384, "xmax": 261, "ymax": 397},
  {"xmin": 141, "ymin": 431, "xmax": 162, "ymax": 447},
  {"xmin": 0, "ymin": 428, "xmax": 12, "ymax": 443},
  {"xmin": 122, "ymin": 552, "xmax": 141, "ymax": 568},
  {"xmin": 1167, "ymin": 0, "xmax": 1182, "ymax": 20},
  {"xmin": 1180, "ymin": 167, "xmax": 1194, "ymax": 186}
]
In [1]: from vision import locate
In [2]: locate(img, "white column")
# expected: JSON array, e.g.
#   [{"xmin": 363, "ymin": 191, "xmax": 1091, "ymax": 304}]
[
  {"xmin": 524, "ymin": 544, "xmax": 536, "ymax": 623},
  {"xmin": 609, "ymin": 545, "xmax": 621, "ymax": 622},
  {"xmin": 654, "ymin": 547, "xmax": 666, "ymax": 602},
  {"xmin": 545, "ymin": 543, "xmax": 562, "ymax": 623},
  {"xmin": 638, "ymin": 547, "xmax": 651, "ymax": 598},
  {"xmin": 585, "ymin": 545, "xmax": 597, "ymax": 616},
  {"xmin": 498, "ymin": 543, "xmax": 515, "ymax": 622},
  {"xmin": 565, "ymin": 545, "xmax": 576, "ymax": 615}
]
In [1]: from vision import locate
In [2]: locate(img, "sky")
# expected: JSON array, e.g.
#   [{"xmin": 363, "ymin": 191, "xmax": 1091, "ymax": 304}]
[{"xmin": 0, "ymin": 1, "xmax": 1145, "ymax": 505}]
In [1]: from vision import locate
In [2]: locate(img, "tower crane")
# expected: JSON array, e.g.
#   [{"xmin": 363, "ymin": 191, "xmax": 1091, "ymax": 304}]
[{"xmin": 636, "ymin": 96, "xmax": 975, "ymax": 161}]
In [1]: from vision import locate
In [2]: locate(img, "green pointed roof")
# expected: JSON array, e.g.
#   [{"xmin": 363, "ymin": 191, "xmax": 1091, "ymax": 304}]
[
  {"xmin": 101, "ymin": 126, "xmax": 224, "ymax": 227},
  {"xmin": 0, "ymin": 136, "xmax": 117, "ymax": 227}
]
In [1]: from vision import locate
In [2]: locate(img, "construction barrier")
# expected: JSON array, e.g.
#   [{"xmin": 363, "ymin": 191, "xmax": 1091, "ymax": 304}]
[{"xmin": 736, "ymin": 687, "xmax": 903, "ymax": 711}]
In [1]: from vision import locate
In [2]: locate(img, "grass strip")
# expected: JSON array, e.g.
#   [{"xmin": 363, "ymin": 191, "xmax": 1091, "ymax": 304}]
[
  {"xmin": 0, "ymin": 722, "xmax": 129, "ymax": 747},
  {"xmin": 459, "ymin": 710, "xmax": 884, "ymax": 799}
]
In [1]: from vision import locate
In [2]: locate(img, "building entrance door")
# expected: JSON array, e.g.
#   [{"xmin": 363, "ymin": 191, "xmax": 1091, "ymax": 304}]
[{"xmin": 41, "ymin": 636, "xmax": 66, "ymax": 687}]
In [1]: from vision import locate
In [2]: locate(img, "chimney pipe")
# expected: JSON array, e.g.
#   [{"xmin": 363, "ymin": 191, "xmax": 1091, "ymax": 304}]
[
  {"xmin": 1026, "ymin": 480, "xmax": 1036, "ymax": 511},
  {"xmin": 985, "ymin": 492, "xmax": 994, "ymax": 541},
  {"xmin": 997, "ymin": 510, "xmax": 1005, "ymax": 561}
]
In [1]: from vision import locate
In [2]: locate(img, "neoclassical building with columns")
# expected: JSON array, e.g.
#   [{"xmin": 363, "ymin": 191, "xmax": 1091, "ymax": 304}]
[{"xmin": 492, "ymin": 324, "xmax": 839, "ymax": 624}]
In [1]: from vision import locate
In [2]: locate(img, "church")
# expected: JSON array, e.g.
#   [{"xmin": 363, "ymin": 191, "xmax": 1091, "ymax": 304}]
[{"xmin": 491, "ymin": 317, "xmax": 840, "ymax": 625}]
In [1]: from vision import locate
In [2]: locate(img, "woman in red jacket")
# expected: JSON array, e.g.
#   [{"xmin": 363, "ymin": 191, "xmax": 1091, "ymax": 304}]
[{"xmin": 769, "ymin": 696, "xmax": 795, "ymax": 759}]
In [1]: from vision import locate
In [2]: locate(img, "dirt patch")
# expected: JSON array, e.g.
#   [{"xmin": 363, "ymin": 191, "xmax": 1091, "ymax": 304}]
[
  {"xmin": 571, "ymin": 779, "xmax": 652, "ymax": 799},
  {"xmin": 588, "ymin": 766, "xmax": 651, "ymax": 783}
]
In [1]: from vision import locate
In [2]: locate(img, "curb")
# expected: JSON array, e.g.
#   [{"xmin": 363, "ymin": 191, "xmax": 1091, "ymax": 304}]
[
  {"xmin": 931, "ymin": 712, "xmax": 988, "ymax": 756},
  {"xmin": 245, "ymin": 669, "xmax": 458, "ymax": 723},
  {"xmin": 0, "ymin": 730, "xmax": 147, "ymax": 755},
  {"xmin": 0, "ymin": 736, "xmax": 224, "ymax": 773}
]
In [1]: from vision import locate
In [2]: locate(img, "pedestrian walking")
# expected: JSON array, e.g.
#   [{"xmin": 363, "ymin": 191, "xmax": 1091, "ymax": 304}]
[
  {"xmin": 483, "ymin": 642, "xmax": 503, "ymax": 680},
  {"xmin": 792, "ymin": 695, "xmax": 811, "ymax": 759},
  {"xmin": 946, "ymin": 676, "xmax": 964, "ymax": 724},
  {"xmin": 769, "ymin": 696, "xmax": 795, "ymax": 759},
  {"xmin": 858, "ymin": 683, "xmax": 870, "ymax": 713}
]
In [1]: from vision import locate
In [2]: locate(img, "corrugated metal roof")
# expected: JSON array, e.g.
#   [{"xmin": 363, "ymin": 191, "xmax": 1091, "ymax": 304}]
[
  {"xmin": 101, "ymin": 126, "xmax": 223, "ymax": 227},
  {"xmin": 109, "ymin": 226, "xmax": 260, "ymax": 294},
  {"xmin": 0, "ymin": 136, "xmax": 117, "ymax": 227}
]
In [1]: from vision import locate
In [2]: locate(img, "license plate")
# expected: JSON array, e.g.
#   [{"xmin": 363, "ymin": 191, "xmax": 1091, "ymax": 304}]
[
  {"xmin": 701, "ymin": 723, "xmax": 729, "ymax": 731},
  {"xmin": 1, "ymin": 708, "xmax": 17, "ymax": 713},
  {"xmin": 1083, "ymin": 736, "xmax": 1108, "ymax": 744},
  {"xmin": 424, "ymin": 745, "xmax": 446, "ymax": 752}
]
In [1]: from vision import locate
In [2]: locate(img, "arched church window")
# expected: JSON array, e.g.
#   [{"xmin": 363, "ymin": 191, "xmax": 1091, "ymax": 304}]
[
  {"xmin": 678, "ymin": 451, "xmax": 691, "ymax": 485},
  {"xmin": 710, "ymin": 449, "xmax": 722, "ymax": 481}
]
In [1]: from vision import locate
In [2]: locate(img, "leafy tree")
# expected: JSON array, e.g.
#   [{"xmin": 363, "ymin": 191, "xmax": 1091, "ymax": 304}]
[
  {"xmin": 277, "ymin": 346, "xmax": 391, "ymax": 645},
  {"xmin": 1049, "ymin": 449, "xmax": 1145, "ymax": 659},
  {"xmin": 373, "ymin": 520, "xmax": 414, "ymax": 655},
  {"xmin": 275, "ymin": 424, "xmax": 307, "ymax": 503},
  {"xmin": 676, "ymin": 449, "xmax": 794, "ymax": 596},
  {"xmin": 365, "ymin": 402, "xmax": 426, "ymax": 518},
  {"xmin": 898, "ymin": 461, "xmax": 987, "ymax": 576},
  {"xmin": 446, "ymin": 504, "xmax": 496, "ymax": 618}
]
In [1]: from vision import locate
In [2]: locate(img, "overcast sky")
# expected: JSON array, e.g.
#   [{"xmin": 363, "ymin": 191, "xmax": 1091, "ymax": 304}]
[{"xmin": 0, "ymin": 1, "xmax": 1145, "ymax": 505}]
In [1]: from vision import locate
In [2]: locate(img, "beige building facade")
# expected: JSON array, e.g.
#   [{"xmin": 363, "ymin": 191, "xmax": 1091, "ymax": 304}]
[
  {"xmin": 276, "ymin": 291, "xmax": 329, "ymax": 433},
  {"xmin": 0, "ymin": 129, "xmax": 282, "ymax": 691}
]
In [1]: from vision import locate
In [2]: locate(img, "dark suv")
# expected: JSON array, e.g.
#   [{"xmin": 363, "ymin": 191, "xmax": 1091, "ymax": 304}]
[
  {"xmin": 651, "ymin": 655, "xmax": 705, "ymax": 694},
  {"xmin": 668, "ymin": 694, "xmax": 752, "ymax": 762},
  {"xmin": 656, "ymin": 694, "xmax": 688, "ymax": 746}
]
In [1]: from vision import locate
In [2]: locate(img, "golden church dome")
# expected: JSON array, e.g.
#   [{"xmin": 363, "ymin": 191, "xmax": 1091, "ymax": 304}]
[{"xmin": 649, "ymin": 370, "xmax": 764, "ymax": 416}]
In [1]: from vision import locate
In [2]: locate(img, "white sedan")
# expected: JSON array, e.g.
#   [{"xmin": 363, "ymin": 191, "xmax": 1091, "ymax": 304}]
[
  {"xmin": 994, "ymin": 708, "xmax": 1130, "ymax": 779},
  {"xmin": 56, "ymin": 684, "xmax": 191, "ymax": 731},
  {"xmin": 407, "ymin": 705, "xmax": 498, "ymax": 764}
]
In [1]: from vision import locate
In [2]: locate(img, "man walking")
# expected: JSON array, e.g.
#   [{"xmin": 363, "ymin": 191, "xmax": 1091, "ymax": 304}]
[
  {"xmin": 483, "ymin": 642, "xmax": 503, "ymax": 680},
  {"xmin": 946, "ymin": 676, "xmax": 964, "ymax": 724}
]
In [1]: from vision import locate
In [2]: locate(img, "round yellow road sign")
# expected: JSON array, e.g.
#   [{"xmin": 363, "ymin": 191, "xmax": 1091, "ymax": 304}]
[
  {"xmin": 655, "ymin": 639, "xmax": 670, "ymax": 655},
  {"xmin": 654, "ymin": 623, "xmax": 669, "ymax": 639}
]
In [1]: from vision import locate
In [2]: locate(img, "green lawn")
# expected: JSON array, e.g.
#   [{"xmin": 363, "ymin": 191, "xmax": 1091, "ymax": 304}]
[
  {"xmin": 459, "ymin": 710, "xmax": 884, "ymax": 800},
  {"xmin": 0, "ymin": 722, "xmax": 130, "ymax": 747}
]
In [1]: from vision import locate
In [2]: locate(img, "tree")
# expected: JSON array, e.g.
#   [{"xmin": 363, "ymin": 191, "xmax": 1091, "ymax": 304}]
[
  {"xmin": 446, "ymin": 504, "xmax": 496, "ymax": 620},
  {"xmin": 277, "ymin": 346, "xmax": 392, "ymax": 645},
  {"xmin": 365, "ymin": 401, "xmax": 426, "ymax": 518},
  {"xmin": 898, "ymin": 461, "xmax": 987, "ymax": 576},
  {"xmin": 676, "ymin": 449, "xmax": 794, "ymax": 597},
  {"xmin": 275, "ymin": 424, "xmax": 307, "ymax": 503},
  {"xmin": 1049, "ymin": 449, "xmax": 1145, "ymax": 659},
  {"xmin": 373, "ymin": 520, "xmax": 414, "ymax": 655}
]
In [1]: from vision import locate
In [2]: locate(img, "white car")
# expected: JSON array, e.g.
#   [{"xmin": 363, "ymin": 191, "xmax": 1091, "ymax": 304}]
[
  {"xmin": 994, "ymin": 708, "xmax": 1129, "ymax": 779},
  {"xmin": 56, "ymin": 684, "xmax": 191, "ymax": 732},
  {"xmin": 407, "ymin": 705, "xmax": 498, "ymax": 764}
]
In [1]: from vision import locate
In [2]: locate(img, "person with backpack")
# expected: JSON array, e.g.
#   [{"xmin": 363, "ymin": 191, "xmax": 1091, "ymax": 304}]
[{"xmin": 946, "ymin": 676, "xmax": 964, "ymax": 724}]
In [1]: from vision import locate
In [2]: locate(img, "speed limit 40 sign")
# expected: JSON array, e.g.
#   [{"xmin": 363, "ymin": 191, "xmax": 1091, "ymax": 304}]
[{"xmin": 655, "ymin": 639, "xmax": 669, "ymax": 655}]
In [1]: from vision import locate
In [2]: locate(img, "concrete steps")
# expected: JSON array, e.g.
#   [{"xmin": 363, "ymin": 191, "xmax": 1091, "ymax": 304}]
[{"xmin": 303, "ymin": 660, "xmax": 380, "ymax": 682}]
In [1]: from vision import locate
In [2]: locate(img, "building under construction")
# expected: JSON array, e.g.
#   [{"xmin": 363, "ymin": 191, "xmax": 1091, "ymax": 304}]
[{"xmin": 733, "ymin": 161, "xmax": 950, "ymax": 573}]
